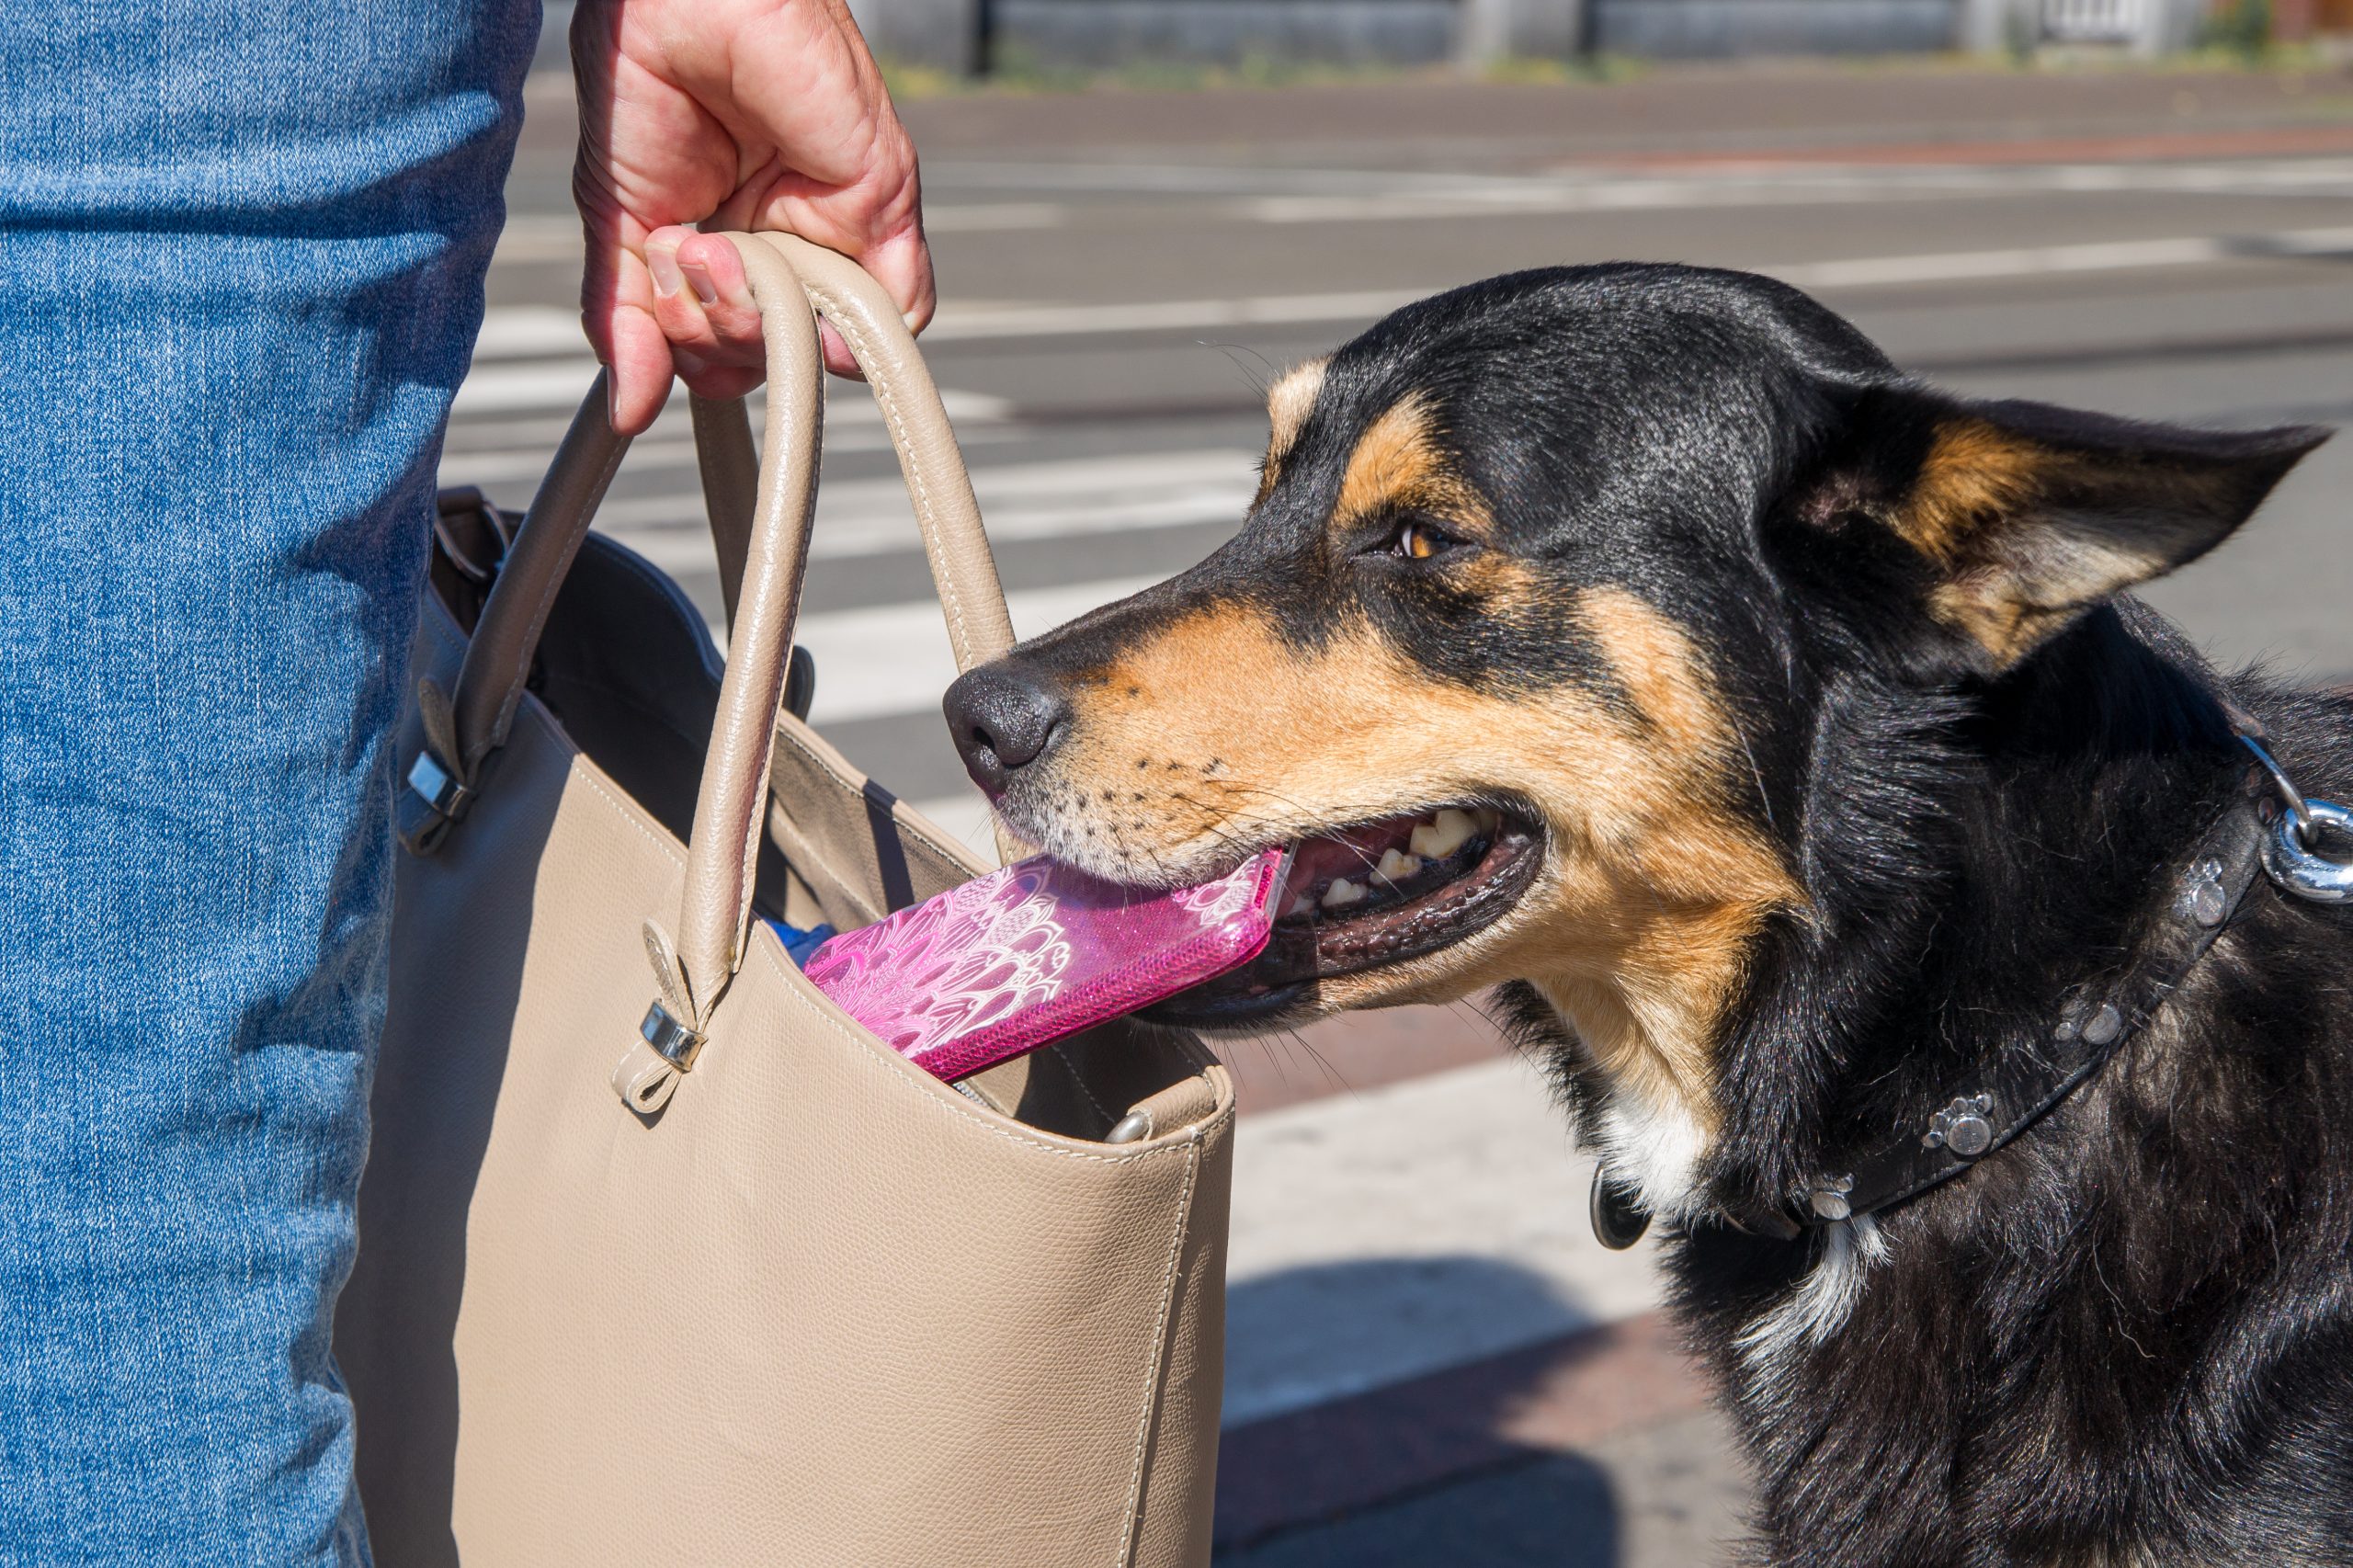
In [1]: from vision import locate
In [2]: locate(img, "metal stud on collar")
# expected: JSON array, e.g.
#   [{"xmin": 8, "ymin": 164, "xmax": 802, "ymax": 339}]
[
  {"xmin": 2184, "ymin": 858, "xmax": 2230, "ymax": 927},
  {"xmin": 1923, "ymin": 1094, "xmax": 1995, "ymax": 1158},
  {"xmin": 1806, "ymin": 1173, "xmax": 1856, "ymax": 1222}
]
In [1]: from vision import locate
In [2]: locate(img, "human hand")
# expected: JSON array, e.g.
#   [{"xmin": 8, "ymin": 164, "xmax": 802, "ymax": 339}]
[{"xmin": 572, "ymin": 0, "xmax": 934, "ymax": 435}]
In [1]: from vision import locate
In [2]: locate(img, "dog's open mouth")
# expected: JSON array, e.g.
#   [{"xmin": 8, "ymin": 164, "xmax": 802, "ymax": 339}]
[{"xmin": 1144, "ymin": 804, "xmax": 1543, "ymax": 1028}]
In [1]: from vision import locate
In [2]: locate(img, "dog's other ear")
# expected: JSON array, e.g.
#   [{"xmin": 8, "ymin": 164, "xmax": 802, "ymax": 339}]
[{"xmin": 1796, "ymin": 388, "xmax": 2326, "ymax": 671}]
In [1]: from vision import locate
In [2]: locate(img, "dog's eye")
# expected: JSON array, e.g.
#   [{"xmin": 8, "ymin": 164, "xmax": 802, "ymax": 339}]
[{"xmin": 1387, "ymin": 519, "xmax": 1452, "ymax": 561}]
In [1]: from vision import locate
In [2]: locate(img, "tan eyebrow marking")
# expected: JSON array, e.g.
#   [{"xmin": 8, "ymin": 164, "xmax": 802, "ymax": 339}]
[
  {"xmin": 1335, "ymin": 391, "xmax": 1492, "ymax": 533},
  {"xmin": 1256, "ymin": 358, "xmax": 1329, "ymax": 504}
]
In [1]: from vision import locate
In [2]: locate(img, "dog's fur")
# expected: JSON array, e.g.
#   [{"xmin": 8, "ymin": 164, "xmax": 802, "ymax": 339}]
[{"xmin": 949, "ymin": 265, "xmax": 2353, "ymax": 1564}]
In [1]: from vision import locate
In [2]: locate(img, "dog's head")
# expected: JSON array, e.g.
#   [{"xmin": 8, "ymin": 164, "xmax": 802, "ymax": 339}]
[{"xmin": 944, "ymin": 264, "xmax": 2318, "ymax": 1134}]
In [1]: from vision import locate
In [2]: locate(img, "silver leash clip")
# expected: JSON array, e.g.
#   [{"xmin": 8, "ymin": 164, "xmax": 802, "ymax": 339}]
[{"xmin": 2242, "ymin": 735, "xmax": 2353, "ymax": 904}]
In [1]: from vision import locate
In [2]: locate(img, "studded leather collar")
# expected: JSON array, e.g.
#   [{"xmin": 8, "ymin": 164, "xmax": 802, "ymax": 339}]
[{"xmin": 1592, "ymin": 773, "xmax": 2276, "ymax": 1250}]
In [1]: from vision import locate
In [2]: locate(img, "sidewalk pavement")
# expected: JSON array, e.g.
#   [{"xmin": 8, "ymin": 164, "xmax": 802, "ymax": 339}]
[{"xmin": 1210, "ymin": 1005, "xmax": 1751, "ymax": 1562}]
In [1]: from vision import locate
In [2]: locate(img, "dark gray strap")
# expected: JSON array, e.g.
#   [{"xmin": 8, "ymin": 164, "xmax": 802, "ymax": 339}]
[
  {"xmin": 1727, "ymin": 786, "xmax": 2270, "ymax": 1240},
  {"xmin": 451, "ymin": 380, "xmax": 631, "ymax": 777}
]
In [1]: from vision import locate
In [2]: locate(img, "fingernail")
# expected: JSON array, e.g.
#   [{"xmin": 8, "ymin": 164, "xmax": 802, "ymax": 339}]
[
  {"xmin": 646, "ymin": 246, "xmax": 685, "ymax": 299},
  {"xmin": 681, "ymin": 264, "xmax": 720, "ymax": 308}
]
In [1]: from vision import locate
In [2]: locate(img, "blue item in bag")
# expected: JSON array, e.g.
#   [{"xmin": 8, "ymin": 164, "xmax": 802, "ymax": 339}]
[{"xmin": 765, "ymin": 918, "xmax": 836, "ymax": 970}]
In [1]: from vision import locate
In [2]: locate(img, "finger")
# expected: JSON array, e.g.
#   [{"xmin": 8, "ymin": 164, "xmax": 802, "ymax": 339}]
[
  {"xmin": 602, "ymin": 299, "xmax": 679, "ymax": 437},
  {"xmin": 681, "ymin": 223, "xmax": 865, "ymax": 381},
  {"xmin": 665, "ymin": 232, "xmax": 771, "ymax": 401},
  {"xmin": 667, "ymin": 344, "xmax": 763, "ymax": 403},
  {"xmin": 642, "ymin": 227, "xmax": 715, "ymax": 345},
  {"xmin": 817, "ymin": 320, "xmax": 859, "ymax": 381},
  {"xmin": 856, "ymin": 219, "xmax": 938, "ymax": 338},
  {"xmin": 673, "ymin": 233, "xmax": 763, "ymax": 357},
  {"xmin": 581, "ymin": 229, "xmax": 678, "ymax": 437}
]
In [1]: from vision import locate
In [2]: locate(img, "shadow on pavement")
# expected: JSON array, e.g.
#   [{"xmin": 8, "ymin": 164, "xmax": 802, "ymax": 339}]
[
  {"xmin": 1216, "ymin": 1453, "xmax": 1622, "ymax": 1568},
  {"xmin": 1212, "ymin": 1256, "xmax": 1699, "ymax": 1565}
]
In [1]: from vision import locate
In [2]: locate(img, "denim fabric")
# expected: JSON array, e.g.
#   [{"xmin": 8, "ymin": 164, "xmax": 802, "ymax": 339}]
[{"xmin": 0, "ymin": 2, "xmax": 537, "ymax": 1561}]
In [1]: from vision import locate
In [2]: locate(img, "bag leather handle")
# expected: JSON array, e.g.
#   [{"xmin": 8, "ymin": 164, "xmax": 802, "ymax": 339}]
[
  {"xmin": 445, "ymin": 380, "xmax": 632, "ymax": 787},
  {"xmin": 740, "ymin": 233, "xmax": 1016, "ymax": 670},
  {"xmin": 665, "ymin": 231, "xmax": 1014, "ymax": 1021},
  {"xmin": 616, "ymin": 233, "xmax": 1021, "ymax": 1110},
  {"xmin": 415, "ymin": 233, "xmax": 1014, "ymax": 815},
  {"xmin": 401, "ymin": 232, "xmax": 1017, "ymax": 1106}
]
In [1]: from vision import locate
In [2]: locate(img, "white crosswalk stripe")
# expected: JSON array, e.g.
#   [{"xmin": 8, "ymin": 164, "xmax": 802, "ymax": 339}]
[
  {"xmin": 566, "ymin": 449, "xmax": 1256, "ymax": 567},
  {"xmin": 439, "ymin": 416, "xmax": 1256, "ymax": 802},
  {"xmin": 469, "ymin": 219, "xmax": 2353, "ymax": 361},
  {"xmin": 793, "ymin": 572, "xmax": 1166, "ymax": 725},
  {"xmin": 450, "ymin": 354, "xmax": 1017, "ymax": 421}
]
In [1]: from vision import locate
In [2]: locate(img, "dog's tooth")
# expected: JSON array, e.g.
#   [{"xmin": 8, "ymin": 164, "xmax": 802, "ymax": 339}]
[
  {"xmin": 1374, "ymin": 847, "xmax": 1422, "ymax": 884},
  {"xmin": 1472, "ymin": 807, "xmax": 1502, "ymax": 835},
  {"xmin": 1321, "ymin": 877, "xmax": 1366, "ymax": 909},
  {"xmin": 1409, "ymin": 808, "xmax": 1478, "ymax": 860},
  {"xmin": 1286, "ymin": 894, "xmax": 1314, "ymax": 918}
]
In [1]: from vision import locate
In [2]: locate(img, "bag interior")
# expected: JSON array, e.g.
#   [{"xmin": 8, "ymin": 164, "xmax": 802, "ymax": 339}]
[{"xmin": 431, "ymin": 498, "xmax": 1222, "ymax": 1142}]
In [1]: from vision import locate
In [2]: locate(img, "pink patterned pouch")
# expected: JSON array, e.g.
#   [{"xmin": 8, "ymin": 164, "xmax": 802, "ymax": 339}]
[{"xmin": 801, "ymin": 847, "xmax": 1288, "ymax": 1081}]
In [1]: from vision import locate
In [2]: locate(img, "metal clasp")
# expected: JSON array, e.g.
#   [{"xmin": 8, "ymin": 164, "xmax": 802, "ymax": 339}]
[
  {"xmin": 640, "ymin": 1000, "xmax": 706, "ymax": 1072},
  {"xmin": 2242, "ymin": 736, "xmax": 2353, "ymax": 904},
  {"xmin": 406, "ymin": 750, "xmax": 473, "ymax": 823},
  {"xmin": 2263, "ymin": 798, "xmax": 2353, "ymax": 904}
]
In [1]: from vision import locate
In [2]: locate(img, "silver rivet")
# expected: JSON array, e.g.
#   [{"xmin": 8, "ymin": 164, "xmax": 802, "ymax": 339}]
[
  {"xmin": 1945, "ymin": 1113, "xmax": 1994, "ymax": 1158},
  {"xmin": 1105, "ymin": 1110, "xmax": 1154, "ymax": 1145},
  {"xmin": 2190, "ymin": 880, "xmax": 2227, "ymax": 927},
  {"xmin": 1926, "ymin": 1094, "xmax": 1996, "ymax": 1155},
  {"xmin": 2053, "ymin": 995, "xmax": 2086, "ymax": 1042},
  {"xmin": 2082, "ymin": 1004, "xmax": 2122, "ymax": 1047},
  {"xmin": 1810, "ymin": 1188, "xmax": 1851, "ymax": 1221}
]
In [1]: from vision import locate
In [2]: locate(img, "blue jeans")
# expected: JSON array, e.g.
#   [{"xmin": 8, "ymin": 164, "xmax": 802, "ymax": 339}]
[{"xmin": 0, "ymin": 3, "xmax": 538, "ymax": 1560}]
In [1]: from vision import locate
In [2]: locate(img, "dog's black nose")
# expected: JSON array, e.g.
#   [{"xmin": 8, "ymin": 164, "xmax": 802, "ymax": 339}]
[{"xmin": 943, "ymin": 665, "xmax": 1068, "ymax": 794}]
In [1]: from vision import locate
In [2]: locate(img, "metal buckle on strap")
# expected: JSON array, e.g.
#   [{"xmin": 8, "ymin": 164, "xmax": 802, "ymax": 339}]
[
  {"xmin": 640, "ymin": 1000, "xmax": 706, "ymax": 1072},
  {"xmin": 406, "ymin": 750, "xmax": 474, "ymax": 823}
]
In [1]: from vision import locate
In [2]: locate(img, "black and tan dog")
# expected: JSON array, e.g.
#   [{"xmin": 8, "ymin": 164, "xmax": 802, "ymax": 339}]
[{"xmin": 942, "ymin": 264, "xmax": 2353, "ymax": 1566}]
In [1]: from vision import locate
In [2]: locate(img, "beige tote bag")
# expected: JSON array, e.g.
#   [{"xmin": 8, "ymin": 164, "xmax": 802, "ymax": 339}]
[{"xmin": 335, "ymin": 233, "xmax": 1233, "ymax": 1567}]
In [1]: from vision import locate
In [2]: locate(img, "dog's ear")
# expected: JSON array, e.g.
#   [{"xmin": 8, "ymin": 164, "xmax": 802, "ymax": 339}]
[{"xmin": 1793, "ymin": 388, "xmax": 2326, "ymax": 671}]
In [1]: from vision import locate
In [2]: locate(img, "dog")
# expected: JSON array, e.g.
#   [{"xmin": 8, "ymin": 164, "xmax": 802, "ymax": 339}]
[{"xmin": 941, "ymin": 263, "xmax": 2352, "ymax": 1565}]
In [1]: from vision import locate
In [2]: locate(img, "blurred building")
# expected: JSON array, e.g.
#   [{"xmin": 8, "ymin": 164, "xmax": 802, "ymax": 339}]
[{"xmin": 847, "ymin": 0, "xmax": 2220, "ymax": 74}]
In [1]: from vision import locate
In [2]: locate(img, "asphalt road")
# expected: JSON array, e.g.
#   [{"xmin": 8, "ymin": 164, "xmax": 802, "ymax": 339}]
[{"xmin": 444, "ymin": 62, "xmax": 2353, "ymax": 1563}]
